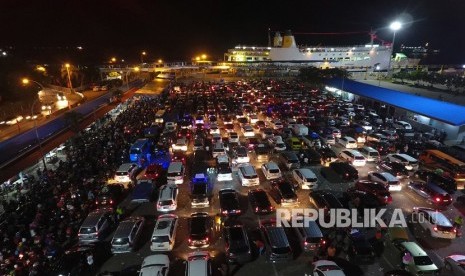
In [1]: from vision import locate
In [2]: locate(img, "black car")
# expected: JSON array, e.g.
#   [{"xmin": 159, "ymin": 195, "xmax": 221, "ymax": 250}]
[
  {"xmin": 414, "ymin": 170, "xmax": 457, "ymax": 193},
  {"xmin": 342, "ymin": 187, "xmax": 383, "ymax": 211},
  {"xmin": 94, "ymin": 184, "xmax": 126, "ymax": 209},
  {"xmin": 47, "ymin": 243, "xmax": 112, "ymax": 276},
  {"xmin": 188, "ymin": 212, "xmax": 213, "ymax": 248},
  {"xmin": 377, "ymin": 161, "xmax": 409, "ymax": 179},
  {"xmin": 298, "ymin": 148, "xmax": 322, "ymax": 165},
  {"xmin": 408, "ymin": 181, "xmax": 452, "ymax": 208},
  {"xmin": 324, "ymin": 162, "xmax": 358, "ymax": 181},
  {"xmin": 271, "ymin": 181, "xmax": 299, "ymax": 206},
  {"xmin": 367, "ymin": 140, "xmax": 395, "ymax": 155},
  {"xmin": 254, "ymin": 144, "xmax": 271, "ymax": 161},
  {"xmin": 308, "ymin": 190, "xmax": 344, "ymax": 216},
  {"xmin": 223, "ymin": 221, "xmax": 252, "ymax": 264},
  {"xmin": 344, "ymin": 229, "xmax": 376, "ymax": 265},
  {"xmin": 219, "ymin": 189, "xmax": 242, "ymax": 216},
  {"xmin": 248, "ymin": 189, "xmax": 274, "ymax": 214}
]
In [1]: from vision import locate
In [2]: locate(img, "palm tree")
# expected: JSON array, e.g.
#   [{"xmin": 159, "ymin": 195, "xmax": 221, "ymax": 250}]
[{"xmin": 60, "ymin": 64, "xmax": 84, "ymax": 90}]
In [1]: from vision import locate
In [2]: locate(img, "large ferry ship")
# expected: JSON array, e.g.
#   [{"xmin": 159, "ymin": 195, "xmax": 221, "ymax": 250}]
[{"xmin": 224, "ymin": 30, "xmax": 420, "ymax": 71}]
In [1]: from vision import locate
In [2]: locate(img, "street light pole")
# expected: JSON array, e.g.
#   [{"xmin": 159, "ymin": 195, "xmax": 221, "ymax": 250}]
[
  {"xmin": 31, "ymin": 98, "xmax": 47, "ymax": 170},
  {"xmin": 387, "ymin": 21, "xmax": 402, "ymax": 78},
  {"xmin": 22, "ymin": 78, "xmax": 47, "ymax": 169},
  {"xmin": 65, "ymin": 63, "xmax": 73, "ymax": 93}
]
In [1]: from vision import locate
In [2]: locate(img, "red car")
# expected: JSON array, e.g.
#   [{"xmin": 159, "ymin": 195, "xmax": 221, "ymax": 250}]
[
  {"xmin": 144, "ymin": 164, "xmax": 164, "ymax": 181},
  {"xmin": 354, "ymin": 180, "xmax": 392, "ymax": 205}
]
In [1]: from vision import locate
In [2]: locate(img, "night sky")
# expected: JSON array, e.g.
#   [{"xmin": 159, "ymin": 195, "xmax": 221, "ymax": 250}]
[{"xmin": 1, "ymin": 0, "xmax": 464, "ymax": 63}]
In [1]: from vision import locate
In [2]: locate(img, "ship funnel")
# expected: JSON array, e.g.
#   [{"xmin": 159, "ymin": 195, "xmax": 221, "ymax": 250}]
[
  {"xmin": 282, "ymin": 30, "xmax": 297, "ymax": 48},
  {"xmin": 273, "ymin": 32, "xmax": 283, "ymax": 47}
]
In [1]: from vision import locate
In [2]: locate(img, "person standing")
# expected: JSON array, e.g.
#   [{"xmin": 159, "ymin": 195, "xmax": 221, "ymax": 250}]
[
  {"xmin": 86, "ymin": 252, "xmax": 94, "ymax": 272},
  {"xmin": 402, "ymin": 251, "xmax": 412, "ymax": 269}
]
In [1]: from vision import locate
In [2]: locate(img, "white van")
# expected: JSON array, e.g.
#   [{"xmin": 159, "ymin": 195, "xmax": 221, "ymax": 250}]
[
  {"xmin": 339, "ymin": 149, "xmax": 366, "ymax": 167},
  {"xmin": 115, "ymin": 163, "xmax": 139, "ymax": 183},
  {"xmin": 261, "ymin": 161, "xmax": 282, "ymax": 180},
  {"xmin": 237, "ymin": 163, "xmax": 260, "ymax": 186},
  {"xmin": 386, "ymin": 153, "xmax": 419, "ymax": 171},
  {"xmin": 150, "ymin": 214, "xmax": 178, "ymax": 251},
  {"xmin": 292, "ymin": 168, "xmax": 318, "ymax": 190},
  {"xmin": 337, "ymin": 136, "xmax": 357, "ymax": 149},
  {"xmin": 358, "ymin": 146, "xmax": 380, "ymax": 162},
  {"xmin": 167, "ymin": 162, "xmax": 184, "ymax": 184}
]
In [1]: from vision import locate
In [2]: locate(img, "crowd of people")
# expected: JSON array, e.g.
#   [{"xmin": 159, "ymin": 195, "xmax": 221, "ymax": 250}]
[{"xmin": 0, "ymin": 92, "xmax": 168, "ymax": 275}]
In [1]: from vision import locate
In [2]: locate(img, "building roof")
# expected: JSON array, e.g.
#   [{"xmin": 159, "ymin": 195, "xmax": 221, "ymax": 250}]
[{"xmin": 326, "ymin": 78, "xmax": 465, "ymax": 126}]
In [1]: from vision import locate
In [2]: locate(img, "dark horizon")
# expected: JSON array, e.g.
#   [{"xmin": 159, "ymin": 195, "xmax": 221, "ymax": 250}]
[{"xmin": 1, "ymin": 0, "xmax": 464, "ymax": 64}]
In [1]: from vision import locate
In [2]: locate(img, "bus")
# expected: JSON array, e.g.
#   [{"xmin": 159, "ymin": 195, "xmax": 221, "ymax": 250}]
[
  {"xmin": 129, "ymin": 138, "xmax": 151, "ymax": 163},
  {"xmin": 418, "ymin": 149, "xmax": 465, "ymax": 183}
]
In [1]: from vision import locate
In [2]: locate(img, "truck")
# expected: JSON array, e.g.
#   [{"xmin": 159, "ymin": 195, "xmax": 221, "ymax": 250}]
[{"xmin": 292, "ymin": 124, "xmax": 309, "ymax": 136}]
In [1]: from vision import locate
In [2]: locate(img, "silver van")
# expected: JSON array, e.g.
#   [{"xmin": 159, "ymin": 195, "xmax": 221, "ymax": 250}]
[
  {"xmin": 359, "ymin": 146, "xmax": 380, "ymax": 162},
  {"xmin": 115, "ymin": 163, "xmax": 139, "ymax": 183},
  {"xmin": 260, "ymin": 219, "xmax": 293, "ymax": 263},
  {"xmin": 186, "ymin": 251, "xmax": 212, "ymax": 276},
  {"xmin": 150, "ymin": 214, "xmax": 178, "ymax": 251},
  {"xmin": 280, "ymin": 151, "xmax": 300, "ymax": 170},
  {"xmin": 294, "ymin": 221, "xmax": 324, "ymax": 253},
  {"xmin": 78, "ymin": 208, "xmax": 114, "ymax": 244},
  {"xmin": 167, "ymin": 162, "xmax": 184, "ymax": 184},
  {"xmin": 111, "ymin": 216, "xmax": 145, "ymax": 254}
]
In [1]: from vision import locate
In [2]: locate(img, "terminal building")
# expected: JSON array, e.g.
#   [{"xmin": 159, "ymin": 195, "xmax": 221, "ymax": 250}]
[{"xmin": 325, "ymin": 78, "xmax": 465, "ymax": 143}]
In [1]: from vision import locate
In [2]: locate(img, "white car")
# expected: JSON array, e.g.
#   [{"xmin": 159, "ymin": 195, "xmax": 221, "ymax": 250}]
[
  {"xmin": 412, "ymin": 207, "xmax": 456, "ymax": 239},
  {"xmin": 140, "ymin": 255, "xmax": 170, "ymax": 276},
  {"xmin": 172, "ymin": 138, "xmax": 188, "ymax": 152},
  {"xmin": 292, "ymin": 168, "xmax": 318, "ymax": 190},
  {"xmin": 209, "ymin": 123, "xmax": 220, "ymax": 135},
  {"xmin": 368, "ymin": 171, "xmax": 401, "ymax": 191},
  {"xmin": 217, "ymin": 155, "xmax": 233, "ymax": 182},
  {"xmin": 261, "ymin": 161, "xmax": 282, "ymax": 180},
  {"xmin": 337, "ymin": 136, "xmax": 357, "ymax": 149},
  {"xmin": 232, "ymin": 146, "xmax": 250, "ymax": 164},
  {"xmin": 312, "ymin": 260, "xmax": 346, "ymax": 276},
  {"xmin": 339, "ymin": 149, "xmax": 366, "ymax": 167},
  {"xmin": 157, "ymin": 184, "xmax": 178, "ymax": 212},
  {"xmin": 248, "ymin": 114, "xmax": 259, "ymax": 124},
  {"xmin": 385, "ymin": 153, "xmax": 419, "ymax": 171},
  {"xmin": 229, "ymin": 132, "xmax": 240, "ymax": 143},
  {"xmin": 242, "ymin": 125, "xmax": 255, "ymax": 137}
]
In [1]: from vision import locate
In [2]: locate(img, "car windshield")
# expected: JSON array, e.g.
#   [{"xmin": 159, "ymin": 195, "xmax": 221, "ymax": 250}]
[
  {"xmin": 112, "ymin": 237, "xmax": 129, "ymax": 245},
  {"xmin": 79, "ymin": 227, "xmax": 96, "ymax": 234},
  {"xmin": 192, "ymin": 184, "xmax": 207, "ymax": 194},
  {"xmin": 151, "ymin": 235, "xmax": 169, "ymax": 243},
  {"xmin": 413, "ymin": 256, "xmax": 433, "ymax": 266},
  {"xmin": 159, "ymin": 200, "xmax": 173, "ymax": 206}
]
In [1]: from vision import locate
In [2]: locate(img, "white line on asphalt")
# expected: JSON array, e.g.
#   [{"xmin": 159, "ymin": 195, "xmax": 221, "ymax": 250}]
[{"xmin": 271, "ymin": 262, "xmax": 280, "ymax": 276}]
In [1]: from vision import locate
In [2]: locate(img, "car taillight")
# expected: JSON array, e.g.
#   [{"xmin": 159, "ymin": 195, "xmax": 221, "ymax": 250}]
[
  {"xmin": 435, "ymin": 197, "xmax": 441, "ymax": 202},
  {"xmin": 321, "ymin": 239, "xmax": 326, "ymax": 245},
  {"xmin": 255, "ymin": 207, "xmax": 259, "ymax": 212},
  {"xmin": 222, "ymin": 210, "xmax": 228, "ymax": 214},
  {"xmin": 454, "ymin": 228, "xmax": 457, "ymax": 233},
  {"xmin": 110, "ymin": 200, "xmax": 113, "ymax": 204},
  {"xmin": 205, "ymin": 237, "xmax": 209, "ymax": 241},
  {"xmin": 304, "ymin": 241, "xmax": 308, "ymax": 246},
  {"xmin": 95, "ymin": 201, "xmax": 98, "ymax": 205},
  {"xmin": 433, "ymin": 227, "xmax": 438, "ymax": 232},
  {"xmin": 188, "ymin": 238, "xmax": 191, "ymax": 243}
]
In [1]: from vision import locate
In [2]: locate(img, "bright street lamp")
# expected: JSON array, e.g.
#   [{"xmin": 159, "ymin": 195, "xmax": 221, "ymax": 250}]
[
  {"xmin": 65, "ymin": 63, "xmax": 73, "ymax": 93},
  {"xmin": 111, "ymin": 57, "xmax": 117, "ymax": 63},
  {"xmin": 141, "ymin": 51, "xmax": 147, "ymax": 63},
  {"xmin": 387, "ymin": 21, "xmax": 402, "ymax": 77},
  {"xmin": 201, "ymin": 54, "xmax": 207, "ymax": 60}
]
